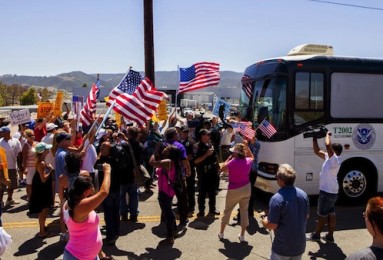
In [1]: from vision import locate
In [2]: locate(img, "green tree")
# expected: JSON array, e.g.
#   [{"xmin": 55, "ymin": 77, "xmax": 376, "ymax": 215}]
[
  {"xmin": 82, "ymin": 83, "xmax": 88, "ymax": 88},
  {"xmin": 20, "ymin": 88, "xmax": 37, "ymax": 105},
  {"xmin": 40, "ymin": 87, "xmax": 53, "ymax": 101}
]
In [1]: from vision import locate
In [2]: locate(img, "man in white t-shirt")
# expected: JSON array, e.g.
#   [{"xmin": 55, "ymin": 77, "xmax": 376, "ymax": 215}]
[
  {"xmin": 0, "ymin": 126, "xmax": 22, "ymax": 206},
  {"xmin": 308, "ymin": 131, "xmax": 343, "ymax": 243},
  {"xmin": 41, "ymin": 123, "xmax": 57, "ymax": 145},
  {"xmin": 219, "ymin": 125, "xmax": 234, "ymax": 162}
]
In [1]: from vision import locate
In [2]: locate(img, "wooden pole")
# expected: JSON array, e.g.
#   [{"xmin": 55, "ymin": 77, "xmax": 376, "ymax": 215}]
[{"xmin": 143, "ymin": 0, "xmax": 155, "ymax": 84}]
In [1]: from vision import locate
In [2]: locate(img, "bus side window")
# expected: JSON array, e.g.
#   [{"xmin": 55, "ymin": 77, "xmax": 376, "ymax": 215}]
[{"xmin": 294, "ymin": 72, "xmax": 324, "ymax": 125}]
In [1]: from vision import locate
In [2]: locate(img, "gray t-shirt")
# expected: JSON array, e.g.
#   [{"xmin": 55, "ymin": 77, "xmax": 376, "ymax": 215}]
[{"xmin": 347, "ymin": 246, "xmax": 383, "ymax": 260}]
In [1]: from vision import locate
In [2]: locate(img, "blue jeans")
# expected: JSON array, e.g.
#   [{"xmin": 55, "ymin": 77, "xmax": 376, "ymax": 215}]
[
  {"xmin": 271, "ymin": 251, "xmax": 302, "ymax": 260},
  {"xmin": 120, "ymin": 184, "xmax": 139, "ymax": 217},
  {"xmin": 158, "ymin": 191, "xmax": 176, "ymax": 238},
  {"xmin": 102, "ymin": 190, "xmax": 120, "ymax": 240}
]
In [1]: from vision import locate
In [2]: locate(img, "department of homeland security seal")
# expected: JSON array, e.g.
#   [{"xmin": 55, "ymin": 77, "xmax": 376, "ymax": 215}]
[{"xmin": 352, "ymin": 124, "xmax": 376, "ymax": 150}]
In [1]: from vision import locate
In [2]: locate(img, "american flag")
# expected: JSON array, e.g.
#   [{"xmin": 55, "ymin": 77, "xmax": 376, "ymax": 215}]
[
  {"xmin": 179, "ymin": 62, "xmax": 220, "ymax": 94},
  {"xmin": 112, "ymin": 77, "xmax": 167, "ymax": 126},
  {"xmin": 242, "ymin": 75, "xmax": 253, "ymax": 99},
  {"xmin": 232, "ymin": 121, "xmax": 255, "ymax": 140},
  {"xmin": 80, "ymin": 79, "xmax": 100, "ymax": 126},
  {"xmin": 107, "ymin": 69, "xmax": 142, "ymax": 106},
  {"xmin": 258, "ymin": 119, "xmax": 277, "ymax": 138}
]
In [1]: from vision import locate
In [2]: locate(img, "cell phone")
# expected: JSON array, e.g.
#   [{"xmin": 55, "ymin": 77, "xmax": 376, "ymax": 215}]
[{"xmin": 96, "ymin": 164, "xmax": 103, "ymax": 171}]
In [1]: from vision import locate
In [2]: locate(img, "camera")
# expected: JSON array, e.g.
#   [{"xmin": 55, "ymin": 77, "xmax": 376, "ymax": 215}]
[{"xmin": 303, "ymin": 125, "xmax": 329, "ymax": 139}]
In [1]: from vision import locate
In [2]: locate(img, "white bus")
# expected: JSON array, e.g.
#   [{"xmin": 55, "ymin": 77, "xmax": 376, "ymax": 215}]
[{"xmin": 240, "ymin": 44, "xmax": 383, "ymax": 202}]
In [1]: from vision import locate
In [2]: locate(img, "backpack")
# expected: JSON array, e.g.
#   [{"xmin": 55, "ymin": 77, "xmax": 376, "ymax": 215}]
[{"xmin": 112, "ymin": 143, "xmax": 131, "ymax": 171}]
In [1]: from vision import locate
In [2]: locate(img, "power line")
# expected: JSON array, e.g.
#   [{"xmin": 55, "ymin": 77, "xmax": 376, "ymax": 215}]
[{"xmin": 309, "ymin": 0, "xmax": 383, "ymax": 11}]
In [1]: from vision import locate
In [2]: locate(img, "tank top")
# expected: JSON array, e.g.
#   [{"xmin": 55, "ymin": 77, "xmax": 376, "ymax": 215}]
[{"xmin": 63, "ymin": 203, "xmax": 102, "ymax": 260}]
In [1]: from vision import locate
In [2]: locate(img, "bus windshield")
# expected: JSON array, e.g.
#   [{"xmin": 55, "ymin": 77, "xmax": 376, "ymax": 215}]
[{"xmin": 241, "ymin": 77, "xmax": 287, "ymax": 140}]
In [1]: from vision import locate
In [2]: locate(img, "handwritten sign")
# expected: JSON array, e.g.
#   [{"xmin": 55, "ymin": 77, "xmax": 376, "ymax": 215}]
[
  {"xmin": 9, "ymin": 109, "xmax": 31, "ymax": 125},
  {"xmin": 54, "ymin": 91, "xmax": 64, "ymax": 116},
  {"xmin": 157, "ymin": 99, "xmax": 168, "ymax": 121},
  {"xmin": 37, "ymin": 102, "xmax": 54, "ymax": 119}
]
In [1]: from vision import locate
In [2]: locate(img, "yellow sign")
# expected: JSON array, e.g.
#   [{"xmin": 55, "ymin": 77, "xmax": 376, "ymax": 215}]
[
  {"xmin": 54, "ymin": 91, "xmax": 64, "ymax": 117},
  {"xmin": 0, "ymin": 147, "xmax": 8, "ymax": 180},
  {"xmin": 115, "ymin": 113, "xmax": 122, "ymax": 127},
  {"xmin": 37, "ymin": 102, "xmax": 54, "ymax": 119},
  {"xmin": 157, "ymin": 99, "xmax": 168, "ymax": 121}
]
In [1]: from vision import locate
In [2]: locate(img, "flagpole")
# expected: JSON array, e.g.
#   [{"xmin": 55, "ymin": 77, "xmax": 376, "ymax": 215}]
[
  {"xmin": 95, "ymin": 100, "xmax": 116, "ymax": 138},
  {"xmin": 175, "ymin": 65, "xmax": 180, "ymax": 118}
]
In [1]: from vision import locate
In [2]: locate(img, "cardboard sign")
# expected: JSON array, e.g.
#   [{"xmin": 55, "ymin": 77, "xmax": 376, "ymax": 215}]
[
  {"xmin": 54, "ymin": 91, "xmax": 64, "ymax": 116},
  {"xmin": 157, "ymin": 99, "xmax": 168, "ymax": 121},
  {"xmin": 9, "ymin": 109, "xmax": 31, "ymax": 125},
  {"xmin": 212, "ymin": 98, "xmax": 230, "ymax": 118},
  {"xmin": 37, "ymin": 102, "xmax": 54, "ymax": 119}
]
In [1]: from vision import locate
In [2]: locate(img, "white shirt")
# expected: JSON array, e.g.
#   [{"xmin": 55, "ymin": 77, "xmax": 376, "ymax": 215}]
[
  {"xmin": 41, "ymin": 132, "xmax": 54, "ymax": 145},
  {"xmin": 81, "ymin": 139, "xmax": 97, "ymax": 173},
  {"xmin": 220, "ymin": 128, "xmax": 234, "ymax": 145},
  {"xmin": 0, "ymin": 137, "xmax": 22, "ymax": 169},
  {"xmin": 319, "ymin": 153, "xmax": 342, "ymax": 194}
]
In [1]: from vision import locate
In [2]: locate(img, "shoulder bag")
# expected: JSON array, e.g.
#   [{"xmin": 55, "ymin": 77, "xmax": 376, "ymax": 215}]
[{"xmin": 127, "ymin": 142, "xmax": 150, "ymax": 187}]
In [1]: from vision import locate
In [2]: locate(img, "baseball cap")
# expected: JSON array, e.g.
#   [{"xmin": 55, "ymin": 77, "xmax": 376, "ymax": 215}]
[
  {"xmin": 199, "ymin": 129, "xmax": 211, "ymax": 136},
  {"xmin": 96, "ymin": 129, "xmax": 108, "ymax": 140},
  {"xmin": 0, "ymin": 126, "xmax": 10, "ymax": 133},
  {"xmin": 180, "ymin": 125, "xmax": 189, "ymax": 132},
  {"xmin": 32, "ymin": 142, "xmax": 53, "ymax": 153},
  {"xmin": 56, "ymin": 132, "xmax": 72, "ymax": 143},
  {"xmin": 46, "ymin": 123, "xmax": 58, "ymax": 132}
]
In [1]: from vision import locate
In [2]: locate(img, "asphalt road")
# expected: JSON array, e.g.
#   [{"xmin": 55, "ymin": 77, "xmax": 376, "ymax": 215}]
[{"xmin": 0, "ymin": 178, "xmax": 371, "ymax": 260}]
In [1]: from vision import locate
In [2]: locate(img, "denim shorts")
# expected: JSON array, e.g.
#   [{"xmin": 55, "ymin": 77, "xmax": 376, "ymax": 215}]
[{"xmin": 317, "ymin": 190, "xmax": 338, "ymax": 217}]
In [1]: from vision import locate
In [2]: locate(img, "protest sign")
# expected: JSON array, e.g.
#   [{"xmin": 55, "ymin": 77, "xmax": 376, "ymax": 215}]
[
  {"xmin": 37, "ymin": 102, "xmax": 54, "ymax": 119},
  {"xmin": 157, "ymin": 99, "xmax": 168, "ymax": 121},
  {"xmin": 54, "ymin": 91, "xmax": 64, "ymax": 116},
  {"xmin": 9, "ymin": 109, "xmax": 31, "ymax": 125},
  {"xmin": 212, "ymin": 98, "xmax": 230, "ymax": 118}
]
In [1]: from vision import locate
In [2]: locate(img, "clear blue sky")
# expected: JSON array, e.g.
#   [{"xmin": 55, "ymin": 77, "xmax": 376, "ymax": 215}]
[{"xmin": 1, "ymin": 0, "xmax": 382, "ymax": 76}]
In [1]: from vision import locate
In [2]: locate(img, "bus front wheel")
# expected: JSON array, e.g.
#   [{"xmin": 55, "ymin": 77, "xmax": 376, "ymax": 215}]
[{"xmin": 339, "ymin": 164, "xmax": 372, "ymax": 202}]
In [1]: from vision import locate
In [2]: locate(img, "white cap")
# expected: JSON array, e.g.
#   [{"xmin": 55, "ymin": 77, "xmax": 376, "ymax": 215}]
[
  {"xmin": 96, "ymin": 129, "xmax": 107, "ymax": 140},
  {"xmin": 46, "ymin": 123, "xmax": 58, "ymax": 132}
]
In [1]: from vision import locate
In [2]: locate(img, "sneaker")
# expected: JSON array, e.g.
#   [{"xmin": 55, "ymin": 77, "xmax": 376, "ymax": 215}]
[
  {"xmin": 59, "ymin": 232, "xmax": 69, "ymax": 243},
  {"xmin": 208, "ymin": 210, "xmax": 220, "ymax": 216},
  {"xmin": 238, "ymin": 234, "xmax": 245, "ymax": 242},
  {"xmin": 218, "ymin": 232, "xmax": 224, "ymax": 240},
  {"xmin": 323, "ymin": 234, "xmax": 334, "ymax": 243},
  {"xmin": 5, "ymin": 199, "xmax": 20, "ymax": 206},
  {"xmin": 196, "ymin": 212, "xmax": 205, "ymax": 217},
  {"xmin": 307, "ymin": 232, "xmax": 320, "ymax": 241}
]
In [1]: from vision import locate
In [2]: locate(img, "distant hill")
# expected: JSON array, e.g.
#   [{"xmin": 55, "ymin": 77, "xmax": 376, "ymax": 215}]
[{"xmin": 0, "ymin": 71, "xmax": 243, "ymax": 91}]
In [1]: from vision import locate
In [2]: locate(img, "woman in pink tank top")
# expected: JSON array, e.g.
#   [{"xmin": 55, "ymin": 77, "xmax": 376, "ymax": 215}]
[
  {"xmin": 63, "ymin": 163, "xmax": 111, "ymax": 260},
  {"xmin": 150, "ymin": 143, "xmax": 181, "ymax": 245}
]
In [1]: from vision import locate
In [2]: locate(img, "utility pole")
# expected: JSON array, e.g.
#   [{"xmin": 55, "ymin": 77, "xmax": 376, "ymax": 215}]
[{"xmin": 143, "ymin": 0, "xmax": 155, "ymax": 85}]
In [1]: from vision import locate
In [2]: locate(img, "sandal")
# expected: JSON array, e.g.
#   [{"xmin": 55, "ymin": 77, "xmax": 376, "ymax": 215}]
[{"xmin": 100, "ymin": 256, "xmax": 114, "ymax": 260}]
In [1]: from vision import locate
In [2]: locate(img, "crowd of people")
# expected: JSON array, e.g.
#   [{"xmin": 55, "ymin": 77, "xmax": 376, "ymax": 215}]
[{"xmin": 0, "ymin": 108, "xmax": 381, "ymax": 259}]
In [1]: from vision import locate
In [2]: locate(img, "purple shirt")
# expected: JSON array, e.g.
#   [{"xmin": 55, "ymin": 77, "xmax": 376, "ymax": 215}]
[
  {"xmin": 167, "ymin": 140, "xmax": 187, "ymax": 160},
  {"xmin": 227, "ymin": 157, "xmax": 252, "ymax": 189}
]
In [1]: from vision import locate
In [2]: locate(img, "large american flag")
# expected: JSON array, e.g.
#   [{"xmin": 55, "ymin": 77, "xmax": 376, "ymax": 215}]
[
  {"xmin": 178, "ymin": 62, "xmax": 220, "ymax": 94},
  {"xmin": 242, "ymin": 75, "xmax": 253, "ymax": 99},
  {"xmin": 107, "ymin": 69, "xmax": 142, "ymax": 106},
  {"xmin": 258, "ymin": 119, "xmax": 277, "ymax": 138},
  {"xmin": 112, "ymin": 77, "xmax": 167, "ymax": 126},
  {"xmin": 80, "ymin": 79, "xmax": 100, "ymax": 126}
]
